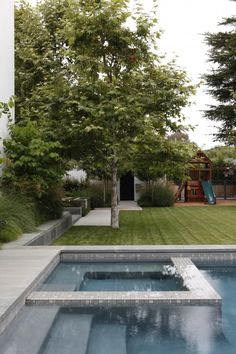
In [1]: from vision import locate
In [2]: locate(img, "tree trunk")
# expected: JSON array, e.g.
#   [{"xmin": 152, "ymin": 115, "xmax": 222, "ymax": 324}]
[
  {"xmin": 103, "ymin": 178, "xmax": 106, "ymax": 205},
  {"xmin": 111, "ymin": 164, "xmax": 119, "ymax": 228}
]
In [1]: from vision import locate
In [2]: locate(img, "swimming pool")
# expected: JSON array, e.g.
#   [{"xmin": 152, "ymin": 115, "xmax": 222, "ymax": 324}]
[
  {"xmin": 1, "ymin": 263, "xmax": 236, "ymax": 354},
  {"xmin": 40, "ymin": 262, "xmax": 185, "ymax": 292}
]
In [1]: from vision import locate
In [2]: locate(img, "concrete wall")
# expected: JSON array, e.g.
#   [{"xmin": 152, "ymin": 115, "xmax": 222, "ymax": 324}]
[{"xmin": 0, "ymin": 0, "xmax": 14, "ymax": 174}]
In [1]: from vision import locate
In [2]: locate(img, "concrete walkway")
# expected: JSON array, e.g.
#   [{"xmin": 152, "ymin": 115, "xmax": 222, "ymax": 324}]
[
  {"xmin": 118, "ymin": 201, "xmax": 142, "ymax": 210},
  {"xmin": 0, "ymin": 247, "xmax": 61, "ymax": 333},
  {"xmin": 74, "ymin": 201, "xmax": 142, "ymax": 226},
  {"xmin": 74, "ymin": 209, "xmax": 111, "ymax": 226}
]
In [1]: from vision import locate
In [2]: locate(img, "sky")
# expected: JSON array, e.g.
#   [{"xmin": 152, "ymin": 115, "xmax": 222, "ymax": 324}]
[{"xmin": 27, "ymin": 0, "xmax": 236, "ymax": 148}]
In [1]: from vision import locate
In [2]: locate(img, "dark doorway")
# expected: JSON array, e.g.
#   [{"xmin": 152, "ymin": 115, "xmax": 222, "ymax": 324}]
[{"xmin": 120, "ymin": 172, "xmax": 134, "ymax": 200}]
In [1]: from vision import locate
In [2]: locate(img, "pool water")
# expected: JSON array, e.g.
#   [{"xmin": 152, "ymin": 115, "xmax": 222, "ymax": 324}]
[
  {"xmin": 201, "ymin": 267, "xmax": 236, "ymax": 351},
  {"xmin": 41, "ymin": 262, "xmax": 185, "ymax": 292},
  {"xmin": 1, "ymin": 266, "xmax": 236, "ymax": 354},
  {"xmin": 40, "ymin": 306, "xmax": 223, "ymax": 354}
]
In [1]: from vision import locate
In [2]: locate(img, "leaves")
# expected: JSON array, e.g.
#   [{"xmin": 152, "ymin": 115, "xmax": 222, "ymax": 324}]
[
  {"xmin": 1, "ymin": 121, "xmax": 67, "ymax": 197},
  {"xmin": 15, "ymin": 0, "xmax": 195, "ymax": 184},
  {"xmin": 204, "ymin": 16, "xmax": 236, "ymax": 144}
]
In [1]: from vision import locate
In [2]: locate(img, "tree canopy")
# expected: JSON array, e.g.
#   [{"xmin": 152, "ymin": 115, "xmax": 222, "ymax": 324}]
[
  {"xmin": 14, "ymin": 0, "xmax": 195, "ymax": 227},
  {"xmin": 204, "ymin": 11, "xmax": 236, "ymax": 145}
]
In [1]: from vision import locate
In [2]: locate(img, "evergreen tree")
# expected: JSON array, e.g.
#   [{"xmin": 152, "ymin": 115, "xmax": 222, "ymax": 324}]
[{"xmin": 204, "ymin": 10, "xmax": 236, "ymax": 145}]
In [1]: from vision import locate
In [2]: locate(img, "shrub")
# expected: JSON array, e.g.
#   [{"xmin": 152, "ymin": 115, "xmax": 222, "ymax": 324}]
[
  {"xmin": 89, "ymin": 183, "xmax": 111, "ymax": 208},
  {"xmin": 1, "ymin": 121, "xmax": 67, "ymax": 219},
  {"xmin": 82, "ymin": 207, "xmax": 91, "ymax": 216},
  {"xmin": 138, "ymin": 184, "xmax": 174, "ymax": 207},
  {"xmin": 64, "ymin": 180, "xmax": 111, "ymax": 208},
  {"xmin": 63, "ymin": 177, "xmax": 81, "ymax": 193},
  {"xmin": 137, "ymin": 190, "xmax": 153, "ymax": 207},
  {"xmin": 36, "ymin": 186, "xmax": 64, "ymax": 220},
  {"xmin": 152, "ymin": 184, "xmax": 175, "ymax": 207},
  {"xmin": 0, "ymin": 193, "xmax": 37, "ymax": 243}
]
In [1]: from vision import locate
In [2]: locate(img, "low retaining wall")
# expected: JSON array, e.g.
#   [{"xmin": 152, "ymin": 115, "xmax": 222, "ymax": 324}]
[
  {"xmin": 63, "ymin": 206, "xmax": 82, "ymax": 215},
  {"xmin": 26, "ymin": 212, "xmax": 73, "ymax": 246}
]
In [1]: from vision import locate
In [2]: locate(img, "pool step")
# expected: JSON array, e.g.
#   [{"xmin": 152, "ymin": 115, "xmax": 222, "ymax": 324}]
[
  {"xmin": 87, "ymin": 324, "xmax": 127, "ymax": 354},
  {"xmin": 40, "ymin": 313, "xmax": 93, "ymax": 354},
  {"xmin": 39, "ymin": 283, "xmax": 76, "ymax": 291},
  {"xmin": 0, "ymin": 307, "xmax": 58, "ymax": 354}
]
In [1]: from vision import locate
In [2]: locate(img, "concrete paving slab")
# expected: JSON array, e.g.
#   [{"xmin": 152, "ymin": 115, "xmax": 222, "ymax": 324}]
[
  {"xmin": 118, "ymin": 201, "xmax": 142, "ymax": 210},
  {"xmin": 74, "ymin": 202, "xmax": 141, "ymax": 226},
  {"xmin": 0, "ymin": 248, "xmax": 60, "ymax": 334},
  {"xmin": 74, "ymin": 209, "xmax": 111, "ymax": 226}
]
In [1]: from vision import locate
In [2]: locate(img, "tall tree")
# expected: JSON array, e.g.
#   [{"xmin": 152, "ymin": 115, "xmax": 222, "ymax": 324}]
[
  {"xmin": 204, "ymin": 11, "xmax": 236, "ymax": 145},
  {"xmin": 15, "ymin": 0, "xmax": 195, "ymax": 228},
  {"xmin": 63, "ymin": 0, "xmax": 194, "ymax": 227}
]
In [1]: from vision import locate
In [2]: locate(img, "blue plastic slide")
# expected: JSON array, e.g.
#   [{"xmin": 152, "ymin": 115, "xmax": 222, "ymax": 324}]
[{"xmin": 201, "ymin": 180, "xmax": 216, "ymax": 205}]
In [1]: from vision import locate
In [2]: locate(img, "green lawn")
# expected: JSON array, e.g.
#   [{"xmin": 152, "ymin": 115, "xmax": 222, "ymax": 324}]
[{"xmin": 53, "ymin": 206, "xmax": 236, "ymax": 245}]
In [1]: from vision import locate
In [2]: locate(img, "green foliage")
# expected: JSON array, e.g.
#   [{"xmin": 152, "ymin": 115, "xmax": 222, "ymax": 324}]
[
  {"xmin": 1, "ymin": 121, "xmax": 66, "ymax": 218},
  {"xmin": 205, "ymin": 146, "xmax": 236, "ymax": 164},
  {"xmin": 0, "ymin": 98, "xmax": 14, "ymax": 120},
  {"xmin": 89, "ymin": 183, "xmax": 111, "ymax": 209},
  {"xmin": 15, "ymin": 0, "xmax": 195, "ymax": 170},
  {"xmin": 133, "ymin": 128, "xmax": 196, "ymax": 182},
  {"xmin": 152, "ymin": 184, "xmax": 175, "ymax": 207},
  {"xmin": 80, "ymin": 182, "xmax": 111, "ymax": 209},
  {"xmin": 37, "ymin": 186, "xmax": 64, "ymax": 219},
  {"xmin": 205, "ymin": 145, "xmax": 236, "ymax": 183},
  {"xmin": 137, "ymin": 190, "xmax": 153, "ymax": 207},
  {"xmin": 138, "ymin": 184, "xmax": 175, "ymax": 207},
  {"xmin": 63, "ymin": 179, "xmax": 111, "ymax": 208},
  {"xmin": 82, "ymin": 207, "xmax": 91, "ymax": 217},
  {"xmin": 204, "ymin": 16, "xmax": 236, "ymax": 144},
  {"xmin": 0, "ymin": 193, "xmax": 37, "ymax": 243},
  {"xmin": 63, "ymin": 177, "xmax": 88, "ymax": 194},
  {"xmin": 15, "ymin": 0, "xmax": 195, "ymax": 227}
]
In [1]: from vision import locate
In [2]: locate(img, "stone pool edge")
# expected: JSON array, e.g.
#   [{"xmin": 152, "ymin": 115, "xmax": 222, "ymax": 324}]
[
  {"xmin": 26, "ymin": 257, "xmax": 222, "ymax": 308},
  {"xmin": 1, "ymin": 245, "xmax": 236, "ymax": 335}
]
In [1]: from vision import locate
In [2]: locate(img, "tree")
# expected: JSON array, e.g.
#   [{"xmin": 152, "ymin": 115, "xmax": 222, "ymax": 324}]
[
  {"xmin": 62, "ymin": 0, "xmax": 195, "ymax": 228},
  {"xmin": 205, "ymin": 145, "xmax": 236, "ymax": 182},
  {"xmin": 15, "ymin": 0, "xmax": 195, "ymax": 228},
  {"xmin": 133, "ymin": 128, "xmax": 195, "ymax": 184},
  {"xmin": 15, "ymin": 1, "xmax": 51, "ymax": 121},
  {"xmin": 204, "ymin": 11, "xmax": 236, "ymax": 145}
]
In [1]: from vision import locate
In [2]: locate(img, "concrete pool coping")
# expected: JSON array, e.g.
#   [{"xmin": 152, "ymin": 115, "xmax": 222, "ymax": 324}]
[
  {"xmin": 26, "ymin": 257, "xmax": 222, "ymax": 307},
  {"xmin": 2, "ymin": 244, "xmax": 236, "ymax": 334}
]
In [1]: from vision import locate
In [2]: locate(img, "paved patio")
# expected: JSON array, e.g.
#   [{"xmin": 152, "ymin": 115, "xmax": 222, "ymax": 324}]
[
  {"xmin": 74, "ymin": 209, "xmax": 111, "ymax": 226},
  {"xmin": 0, "ymin": 247, "xmax": 61, "ymax": 333},
  {"xmin": 74, "ymin": 201, "xmax": 142, "ymax": 226}
]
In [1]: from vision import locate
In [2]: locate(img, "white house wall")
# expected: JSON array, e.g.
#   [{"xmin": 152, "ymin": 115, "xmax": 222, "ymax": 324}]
[
  {"xmin": 134, "ymin": 176, "xmax": 144, "ymax": 201},
  {"xmin": 0, "ymin": 0, "xmax": 14, "ymax": 174}
]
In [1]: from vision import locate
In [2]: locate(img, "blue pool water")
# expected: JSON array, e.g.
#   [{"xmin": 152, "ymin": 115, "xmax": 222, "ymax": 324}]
[
  {"xmin": 41, "ymin": 262, "xmax": 185, "ymax": 292},
  {"xmin": 1, "ymin": 266, "xmax": 236, "ymax": 354}
]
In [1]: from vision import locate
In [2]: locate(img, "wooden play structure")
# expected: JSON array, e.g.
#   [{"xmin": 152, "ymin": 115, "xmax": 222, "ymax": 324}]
[{"xmin": 176, "ymin": 150, "xmax": 216, "ymax": 204}]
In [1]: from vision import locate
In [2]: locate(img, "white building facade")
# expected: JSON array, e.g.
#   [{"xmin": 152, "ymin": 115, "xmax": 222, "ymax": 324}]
[{"xmin": 0, "ymin": 0, "xmax": 14, "ymax": 174}]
